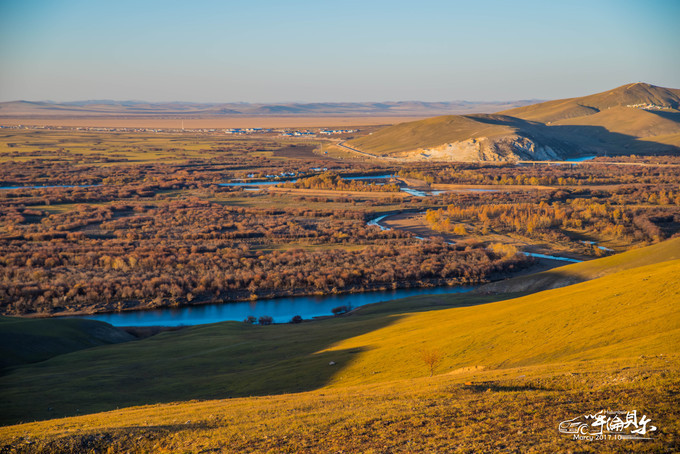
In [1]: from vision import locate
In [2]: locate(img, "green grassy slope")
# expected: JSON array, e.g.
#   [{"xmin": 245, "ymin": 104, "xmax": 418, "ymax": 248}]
[
  {"xmin": 321, "ymin": 258, "xmax": 679, "ymax": 386},
  {"xmin": 0, "ymin": 241, "xmax": 678, "ymax": 426},
  {"xmin": 0, "ymin": 316, "xmax": 134, "ymax": 370},
  {"xmin": 0, "ymin": 293, "xmax": 505, "ymax": 425}
]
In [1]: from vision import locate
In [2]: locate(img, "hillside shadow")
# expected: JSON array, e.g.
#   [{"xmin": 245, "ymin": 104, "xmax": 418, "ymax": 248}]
[
  {"xmin": 475, "ymin": 269, "xmax": 587, "ymax": 295},
  {"xmin": 470, "ymin": 115, "xmax": 680, "ymax": 156},
  {"xmin": 0, "ymin": 311, "xmax": 400, "ymax": 425},
  {"xmin": 647, "ymin": 110, "xmax": 680, "ymax": 123},
  {"xmin": 0, "ymin": 289, "xmax": 527, "ymax": 426}
]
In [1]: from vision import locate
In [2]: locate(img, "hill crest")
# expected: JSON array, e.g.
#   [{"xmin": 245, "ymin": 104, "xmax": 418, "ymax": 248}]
[{"xmin": 348, "ymin": 83, "xmax": 680, "ymax": 161}]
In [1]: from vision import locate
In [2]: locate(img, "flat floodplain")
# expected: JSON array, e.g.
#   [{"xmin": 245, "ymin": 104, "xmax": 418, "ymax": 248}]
[{"xmin": 0, "ymin": 115, "xmax": 429, "ymax": 129}]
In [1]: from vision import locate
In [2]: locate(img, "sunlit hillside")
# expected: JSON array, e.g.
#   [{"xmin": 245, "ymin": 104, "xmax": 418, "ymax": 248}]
[{"xmin": 1, "ymin": 240, "xmax": 679, "ymax": 452}]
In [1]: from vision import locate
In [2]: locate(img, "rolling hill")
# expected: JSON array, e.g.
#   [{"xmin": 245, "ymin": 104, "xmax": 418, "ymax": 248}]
[
  {"xmin": 0, "ymin": 316, "xmax": 134, "ymax": 370},
  {"xmin": 348, "ymin": 83, "xmax": 680, "ymax": 161},
  {"xmin": 0, "ymin": 238, "xmax": 678, "ymax": 451},
  {"xmin": 0, "ymin": 239, "xmax": 678, "ymax": 436}
]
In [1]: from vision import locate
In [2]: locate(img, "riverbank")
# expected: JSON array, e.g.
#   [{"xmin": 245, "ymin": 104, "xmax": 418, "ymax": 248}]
[
  {"xmin": 67, "ymin": 284, "xmax": 478, "ymax": 327},
  {"xmin": 27, "ymin": 209, "xmax": 585, "ymax": 326}
]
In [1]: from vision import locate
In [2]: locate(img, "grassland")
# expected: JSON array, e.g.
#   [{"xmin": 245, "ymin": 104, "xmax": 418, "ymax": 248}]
[
  {"xmin": 1, "ymin": 241, "xmax": 678, "ymax": 452},
  {"xmin": 2, "ymin": 356, "xmax": 677, "ymax": 453},
  {"xmin": 0, "ymin": 129, "xmax": 306, "ymax": 164},
  {"xmin": 0, "ymin": 316, "xmax": 133, "ymax": 370}
]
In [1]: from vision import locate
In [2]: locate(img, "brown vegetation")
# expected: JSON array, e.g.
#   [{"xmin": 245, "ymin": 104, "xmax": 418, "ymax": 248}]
[
  {"xmin": 1, "ymin": 128, "xmax": 678, "ymax": 317},
  {"xmin": 280, "ymin": 171, "xmax": 401, "ymax": 192},
  {"xmin": 0, "ymin": 199, "xmax": 530, "ymax": 315}
]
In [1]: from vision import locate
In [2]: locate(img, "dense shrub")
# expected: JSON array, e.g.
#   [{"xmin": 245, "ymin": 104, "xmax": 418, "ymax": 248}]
[
  {"xmin": 332, "ymin": 305, "xmax": 350, "ymax": 316},
  {"xmin": 258, "ymin": 316, "xmax": 273, "ymax": 325}
]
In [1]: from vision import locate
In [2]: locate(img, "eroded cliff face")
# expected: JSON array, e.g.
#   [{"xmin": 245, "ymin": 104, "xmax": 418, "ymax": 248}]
[
  {"xmin": 397, "ymin": 135, "xmax": 563, "ymax": 162},
  {"xmin": 495, "ymin": 136, "xmax": 562, "ymax": 161}
]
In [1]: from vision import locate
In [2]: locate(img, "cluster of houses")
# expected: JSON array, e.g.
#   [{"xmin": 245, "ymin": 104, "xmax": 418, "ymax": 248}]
[
  {"xmin": 224, "ymin": 128, "xmax": 273, "ymax": 135},
  {"xmin": 280, "ymin": 130, "xmax": 316, "ymax": 137},
  {"xmin": 626, "ymin": 103, "xmax": 673, "ymax": 111},
  {"xmin": 225, "ymin": 128, "xmax": 357, "ymax": 137},
  {"xmin": 318, "ymin": 129, "xmax": 358, "ymax": 135},
  {"xmin": 246, "ymin": 172, "xmax": 298, "ymax": 179},
  {"xmin": 280, "ymin": 128, "xmax": 359, "ymax": 137},
  {"xmin": 2, "ymin": 124, "xmax": 360, "ymax": 138}
]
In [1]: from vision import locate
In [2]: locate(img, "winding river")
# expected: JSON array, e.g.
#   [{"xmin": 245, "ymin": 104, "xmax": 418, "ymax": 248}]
[
  {"xmin": 73, "ymin": 286, "xmax": 475, "ymax": 326},
  {"xmin": 5, "ymin": 174, "xmax": 584, "ymax": 326},
  {"xmin": 71, "ymin": 212, "xmax": 582, "ymax": 327},
  {"xmin": 73, "ymin": 286, "xmax": 475, "ymax": 327}
]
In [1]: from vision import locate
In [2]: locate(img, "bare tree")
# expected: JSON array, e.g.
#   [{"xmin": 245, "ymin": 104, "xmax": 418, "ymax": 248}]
[{"xmin": 421, "ymin": 348, "xmax": 444, "ymax": 377}]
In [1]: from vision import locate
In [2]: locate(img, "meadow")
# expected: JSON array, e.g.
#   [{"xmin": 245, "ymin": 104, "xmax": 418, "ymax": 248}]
[{"xmin": 0, "ymin": 239, "xmax": 678, "ymax": 452}]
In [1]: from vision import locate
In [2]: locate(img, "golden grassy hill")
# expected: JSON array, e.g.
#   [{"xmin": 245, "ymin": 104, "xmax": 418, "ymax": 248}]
[
  {"xmin": 317, "ymin": 258, "xmax": 680, "ymax": 387},
  {"xmin": 346, "ymin": 114, "xmax": 515, "ymax": 156},
  {"xmin": 552, "ymin": 106, "xmax": 680, "ymax": 138},
  {"xmin": 1, "ymin": 355, "xmax": 677, "ymax": 453},
  {"xmin": 501, "ymin": 82, "xmax": 680, "ymax": 122},
  {"xmin": 1, "ymin": 239, "xmax": 679, "ymax": 452},
  {"xmin": 348, "ymin": 83, "xmax": 680, "ymax": 160}
]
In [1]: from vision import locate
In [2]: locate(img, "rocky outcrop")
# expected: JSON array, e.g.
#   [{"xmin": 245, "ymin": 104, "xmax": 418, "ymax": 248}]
[{"xmin": 400, "ymin": 134, "xmax": 564, "ymax": 162}]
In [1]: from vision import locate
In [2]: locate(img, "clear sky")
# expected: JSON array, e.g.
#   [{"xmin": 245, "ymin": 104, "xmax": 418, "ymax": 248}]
[{"xmin": 1, "ymin": 0, "xmax": 678, "ymax": 103}]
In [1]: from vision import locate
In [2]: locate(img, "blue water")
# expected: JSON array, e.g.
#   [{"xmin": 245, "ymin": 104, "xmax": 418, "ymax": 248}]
[
  {"xmin": 523, "ymin": 252, "xmax": 582, "ymax": 263},
  {"xmin": 565, "ymin": 156, "xmax": 597, "ymax": 162},
  {"xmin": 72, "ymin": 285, "xmax": 475, "ymax": 327},
  {"xmin": 579, "ymin": 240, "xmax": 613, "ymax": 252},
  {"xmin": 369, "ymin": 213, "xmax": 583, "ymax": 264},
  {"xmin": 400, "ymin": 188, "xmax": 445, "ymax": 197},
  {"xmin": 12, "ymin": 175, "xmax": 580, "ymax": 327},
  {"xmin": 367, "ymin": 214, "xmax": 390, "ymax": 230},
  {"xmin": 343, "ymin": 174, "xmax": 394, "ymax": 180}
]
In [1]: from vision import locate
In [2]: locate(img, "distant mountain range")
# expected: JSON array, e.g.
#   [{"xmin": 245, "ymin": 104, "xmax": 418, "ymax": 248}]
[
  {"xmin": 0, "ymin": 100, "xmax": 541, "ymax": 118},
  {"xmin": 348, "ymin": 83, "xmax": 680, "ymax": 161}
]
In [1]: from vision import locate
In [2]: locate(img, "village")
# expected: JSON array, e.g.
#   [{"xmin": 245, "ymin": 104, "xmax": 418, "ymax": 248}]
[{"xmin": 1, "ymin": 123, "xmax": 359, "ymax": 138}]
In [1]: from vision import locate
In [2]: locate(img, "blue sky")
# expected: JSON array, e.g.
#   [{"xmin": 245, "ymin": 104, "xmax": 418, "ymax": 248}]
[{"xmin": 1, "ymin": 0, "xmax": 678, "ymax": 102}]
